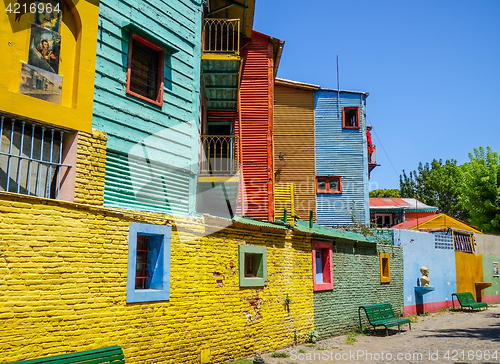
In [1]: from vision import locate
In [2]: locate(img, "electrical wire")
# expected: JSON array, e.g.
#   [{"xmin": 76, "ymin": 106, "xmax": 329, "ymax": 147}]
[{"xmin": 370, "ymin": 122, "xmax": 401, "ymax": 179}]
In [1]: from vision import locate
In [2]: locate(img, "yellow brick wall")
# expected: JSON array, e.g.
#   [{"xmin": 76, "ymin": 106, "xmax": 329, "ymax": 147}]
[
  {"xmin": 0, "ymin": 194, "xmax": 314, "ymax": 364},
  {"xmin": 73, "ymin": 130, "xmax": 107, "ymax": 206}
]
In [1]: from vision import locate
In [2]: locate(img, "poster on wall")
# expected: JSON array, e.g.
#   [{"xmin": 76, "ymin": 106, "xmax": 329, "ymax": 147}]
[
  {"xmin": 27, "ymin": 23, "xmax": 61, "ymax": 74},
  {"xmin": 20, "ymin": 62, "xmax": 63, "ymax": 105},
  {"xmin": 33, "ymin": 0, "xmax": 62, "ymax": 33},
  {"xmin": 494, "ymin": 262, "xmax": 499, "ymax": 277}
]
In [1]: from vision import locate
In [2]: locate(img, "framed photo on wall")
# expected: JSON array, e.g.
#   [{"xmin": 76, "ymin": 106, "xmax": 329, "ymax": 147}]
[{"xmin": 494, "ymin": 262, "xmax": 499, "ymax": 277}]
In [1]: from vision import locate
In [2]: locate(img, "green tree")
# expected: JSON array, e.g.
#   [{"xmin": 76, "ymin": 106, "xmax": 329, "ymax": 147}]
[
  {"xmin": 399, "ymin": 159, "xmax": 463, "ymax": 219},
  {"xmin": 369, "ymin": 189, "xmax": 401, "ymax": 198},
  {"xmin": 460, "ymin": 146, "xmax": 500, "ymax": 234}
]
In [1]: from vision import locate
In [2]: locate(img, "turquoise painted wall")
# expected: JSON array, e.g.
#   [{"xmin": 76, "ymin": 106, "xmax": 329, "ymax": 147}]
[
  {"xmin": 92, "ymin": 0, "xmax": 202, "ymax": 215},
  {"xmin": 314, "ymin": 90, "xmax": 369, "ymax": 226}
]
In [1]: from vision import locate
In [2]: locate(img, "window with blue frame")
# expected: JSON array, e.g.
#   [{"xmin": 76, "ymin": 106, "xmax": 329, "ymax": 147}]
[{"xmin": 127, "ymin": 223, "xmax": 171, "ymax": 303}]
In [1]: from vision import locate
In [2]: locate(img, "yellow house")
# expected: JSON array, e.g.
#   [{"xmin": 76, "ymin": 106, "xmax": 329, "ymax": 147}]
[
  {"xmin": 1, "ymin": 0, "xmax": 100, "ymax": 201},
  {"xmin": 392, "ymin": 213, "xmax": 482, "ymax": 234},
  {"xmin": 1, "ymin": 0, "xmax": 100, "ymax": 132}
]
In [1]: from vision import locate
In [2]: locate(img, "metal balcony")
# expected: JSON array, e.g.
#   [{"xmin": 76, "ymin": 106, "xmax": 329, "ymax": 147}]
[
  {"xmin": 368, "ymin": 145, "xmax": 378, "ymax": 178},
  {"xmin": 199, "ymin": 135, "xmax": 239, "ymax": 175},
  {"xmin": 203, "ymin": 18, "xmax": 240, "ymax": 55}
]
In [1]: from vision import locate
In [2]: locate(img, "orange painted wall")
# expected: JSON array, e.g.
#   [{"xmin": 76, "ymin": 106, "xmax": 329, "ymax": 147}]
[
  {"xmin": 405, "ymin": 211, "xmax": 436, "ymax": 221},
  {"xmin": 455, "ymin": 252, "xmax": 484, "ymax": 297}
]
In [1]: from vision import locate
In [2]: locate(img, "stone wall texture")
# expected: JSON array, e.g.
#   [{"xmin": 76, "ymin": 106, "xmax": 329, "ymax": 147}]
[
  {"xmin": 0, "ymin": 193, "xmax": 317, "ymax": 363},
  {"xmin": 313, "ymin": 240, "xmax": 404, "ymax": 338}
]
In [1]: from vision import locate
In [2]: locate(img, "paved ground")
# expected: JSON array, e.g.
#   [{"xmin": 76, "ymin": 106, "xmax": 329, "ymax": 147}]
[{"xmin": 255, "ymin": 305, "xmax": 500, "ymax": 364}]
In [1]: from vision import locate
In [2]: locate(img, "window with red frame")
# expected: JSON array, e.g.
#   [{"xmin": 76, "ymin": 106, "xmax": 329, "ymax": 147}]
[
  {"xmin": 312, "ymin": 241, "xmax": 333, "ymax": 291},
  {"xmin": 127, "ymin": 34, "xmax": 165, "ymax": 106},
  {"xmin": 343, "ymin": 107, "xmax": 360, "ymax": 129},
  {"xmin": 316, "ymin": 176, "xmax": 342, "ymax": 193}
]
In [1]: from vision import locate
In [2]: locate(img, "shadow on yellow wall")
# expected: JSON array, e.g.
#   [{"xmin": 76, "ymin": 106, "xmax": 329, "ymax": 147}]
[{"xmin": 455, "ymin": 251, "xmax": 483, "ymax": 298}]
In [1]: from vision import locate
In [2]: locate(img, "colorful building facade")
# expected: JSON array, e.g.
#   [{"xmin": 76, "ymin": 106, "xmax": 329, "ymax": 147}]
[
  {"xmin": 92, "ymin": 0, "xmax": 203, "ymax": 216},
  {"xmin": 314, "ymin": 89, "xmax": 370, "ymax": 227},
  {"xmin": 273, "ymin": 79, "xmax": 318, "ymax": 223},
  {"xmin": 1, "ymin": 0, "xmax": 100, "ymax": 201},
  {"xmin": 370, "ymin": 197, "xmax": 438, "ymax": 228}
]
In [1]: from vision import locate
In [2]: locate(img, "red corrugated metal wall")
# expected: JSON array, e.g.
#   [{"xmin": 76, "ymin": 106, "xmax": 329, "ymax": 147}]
[{"xmin": 238, "ymin": 31, "xmax": 274, "ymax": 221}]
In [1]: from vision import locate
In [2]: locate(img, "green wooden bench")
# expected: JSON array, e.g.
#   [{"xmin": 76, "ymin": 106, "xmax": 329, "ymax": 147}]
[
  {"xmin": 9, "ymin": 346, "xmax": 124, "ymax": 364},
  {"xmin": 452, "ymin": 292, "xmax": 488, "ymax": 311},
  {"xmin": 359, "ymin": 303, "xmax": 411, "ymax": 336}
]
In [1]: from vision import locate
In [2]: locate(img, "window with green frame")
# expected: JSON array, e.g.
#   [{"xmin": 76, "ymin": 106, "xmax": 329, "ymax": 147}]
[{"xmin": 238, "ymin": 245, "xmax": 267, "ymax": 287}]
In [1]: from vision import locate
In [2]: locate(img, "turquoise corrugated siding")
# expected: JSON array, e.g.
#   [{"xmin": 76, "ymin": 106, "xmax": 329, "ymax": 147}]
[
  {"xmin": 93, "ymin": 0, "xmax": 202, "ymax": 215},
  {"xmin": 314, "ymin": 90, "xmax": 369, "ymax": 226}
]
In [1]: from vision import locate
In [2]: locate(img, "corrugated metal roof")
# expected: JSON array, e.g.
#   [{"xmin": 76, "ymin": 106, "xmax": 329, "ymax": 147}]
[
  {"xmin": 275, "ymin": 78, "xmax": 320, "ymax": 90},
  {"xmin": 370, "ymin": 198, "xmax": 438, "ymax": 211},
  {"xmin": 294, "ymin": 220, "xmax": 377, "ymax": 243},
  {"xmin": 319, "ymin": 88, "xmax": 369, "ymax": 97},
  {"xmin": 391, "ymin": 214, "xmax": 437, "ymax": 229},
  {"xmin": 233, "ymin": 217, "xmax": 288, "ymax": 230},
  {"xmin": 392, "ymin": 213, "xmax": 481, "ymax": 233},
  {"xmin": 231, "ymin": 217, "xmax": 377, "ymax": 242}
]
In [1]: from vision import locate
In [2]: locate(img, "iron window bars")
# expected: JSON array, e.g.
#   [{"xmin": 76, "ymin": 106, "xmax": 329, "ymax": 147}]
[{"xmin": 0, "ymin": 115, "xmax": 71, "ymax": 199}]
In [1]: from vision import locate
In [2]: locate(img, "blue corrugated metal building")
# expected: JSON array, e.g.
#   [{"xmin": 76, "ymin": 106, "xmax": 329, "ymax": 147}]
[
  {"xmin": 92, "ymin": 0, "xmax": 203, "ymax": 215},
  {"xmin": 314, "ymin": 89, "xmax": 370, "ymax": 226}
]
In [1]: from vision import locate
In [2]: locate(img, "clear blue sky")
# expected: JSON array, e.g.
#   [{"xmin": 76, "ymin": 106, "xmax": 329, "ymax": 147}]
[{"xmin": 253, "ymin": 0, "xmax": 500, "ymax": 190}]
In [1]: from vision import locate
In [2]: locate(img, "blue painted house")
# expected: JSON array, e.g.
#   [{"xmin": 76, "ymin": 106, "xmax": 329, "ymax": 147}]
[
  {"xmin": 314, "ymin": 89, "xmax": 371, "ymax": 226},
  {"xmin": 394, "ymin": 229, "xmax": 458, "ymax": 316},
  {"xmin": 92, "ymin": 0, "xmax": 203, "ymax": 215}
]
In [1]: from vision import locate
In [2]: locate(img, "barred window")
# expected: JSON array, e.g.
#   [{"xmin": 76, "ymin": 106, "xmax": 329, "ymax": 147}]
[
  {"xmin": 0, "ymin": 115, "xmax": 71, "ymax": 199},
  {"xmin": 454, "ymin": 233, "xmax": 475, "ymax": 253}
]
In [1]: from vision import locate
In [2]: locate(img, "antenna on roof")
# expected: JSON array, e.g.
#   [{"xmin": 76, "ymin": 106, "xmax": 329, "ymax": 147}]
[{"xmin": 337, "ymin": 55, "xmax": 340, "ymax": 118}]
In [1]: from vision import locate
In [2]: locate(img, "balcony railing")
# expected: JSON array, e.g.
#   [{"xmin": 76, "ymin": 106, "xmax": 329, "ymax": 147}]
[
  {"xmin": 203, "ymin": 19, "xmax": 240, "ymax": 55},
  {"xmin": 200, "ymin": 135, "xmax": 239, "ymax": 175},
  {"xmin": 369, "ymin": 145, "xmax": 377, "ymax": 164}
]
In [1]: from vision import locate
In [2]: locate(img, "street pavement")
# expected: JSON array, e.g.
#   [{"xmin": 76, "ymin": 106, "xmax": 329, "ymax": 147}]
[{"xmin": 258, "ymin": 305, "xmax": 500, "ymax": 364}]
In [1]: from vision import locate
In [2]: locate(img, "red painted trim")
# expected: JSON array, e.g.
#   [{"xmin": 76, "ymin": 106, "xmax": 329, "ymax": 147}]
[
  {"xmin": 404, "ymin": 300, "xmax": 458, "ymax": 316},
  {"xmin": 316, "ymin": 176, "xmax": 342, "ymax": 194},
  {"xmin": 312, "ymin": 240, "xmax": 334, "ymax": 291},
  {"xmin": 267, "ymin": 40, "xmax": 274, "ymax": 222},
  {"xmin": 126, "ymin": 33, "xmax": 165, "ymax": 107},
  {"xmin": 481, "ymin": 294, "xmax": 500, "ymax": 305},
  {"xmin": 342, "ymin": 107, "xmax": 360, "ymax": 129}
]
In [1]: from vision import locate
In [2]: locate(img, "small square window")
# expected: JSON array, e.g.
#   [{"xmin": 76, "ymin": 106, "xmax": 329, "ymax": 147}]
[
  {"xmin": 380, "ymin": 253, "xmax": 391, "ymax": 283},
  {"xmin": 127, "ymin": 223, "xmax": 171, "ymax": 303},
  {"xmin": 239, "ymin": 245, "xmax": 267, "ymax": 287},
  {"xmin": 343, "ymin": 107, "xmax": 360, "ymax": 129},
  {"xmin": 312, "ymin": 241, "xmax": 333, "ymax": 291},
  {"xmin": 316, "ymin": 176, "xmax": 342, "ymax": 194},
  {"xmin": 126, "ymin": 34, "xmax": 165, "ymax": 106}
]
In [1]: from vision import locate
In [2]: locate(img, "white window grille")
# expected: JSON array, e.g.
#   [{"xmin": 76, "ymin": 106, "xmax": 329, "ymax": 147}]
[{"xmin": 0, "ymin": 115, "xmax": 71, "ymax": 199}]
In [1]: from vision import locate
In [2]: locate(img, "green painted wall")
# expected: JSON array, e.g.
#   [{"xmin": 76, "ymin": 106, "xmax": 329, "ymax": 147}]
[
  {"xmin": 483, "ymin": 254, "xmax": 500, "ymax": 298},
  {"xmin": 92, "ymin": 0, "xmax": 202, "ymax": 215},
  {"xmin": 313, "ymin": 241, "xmax": 403, "ymax": 338}
]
